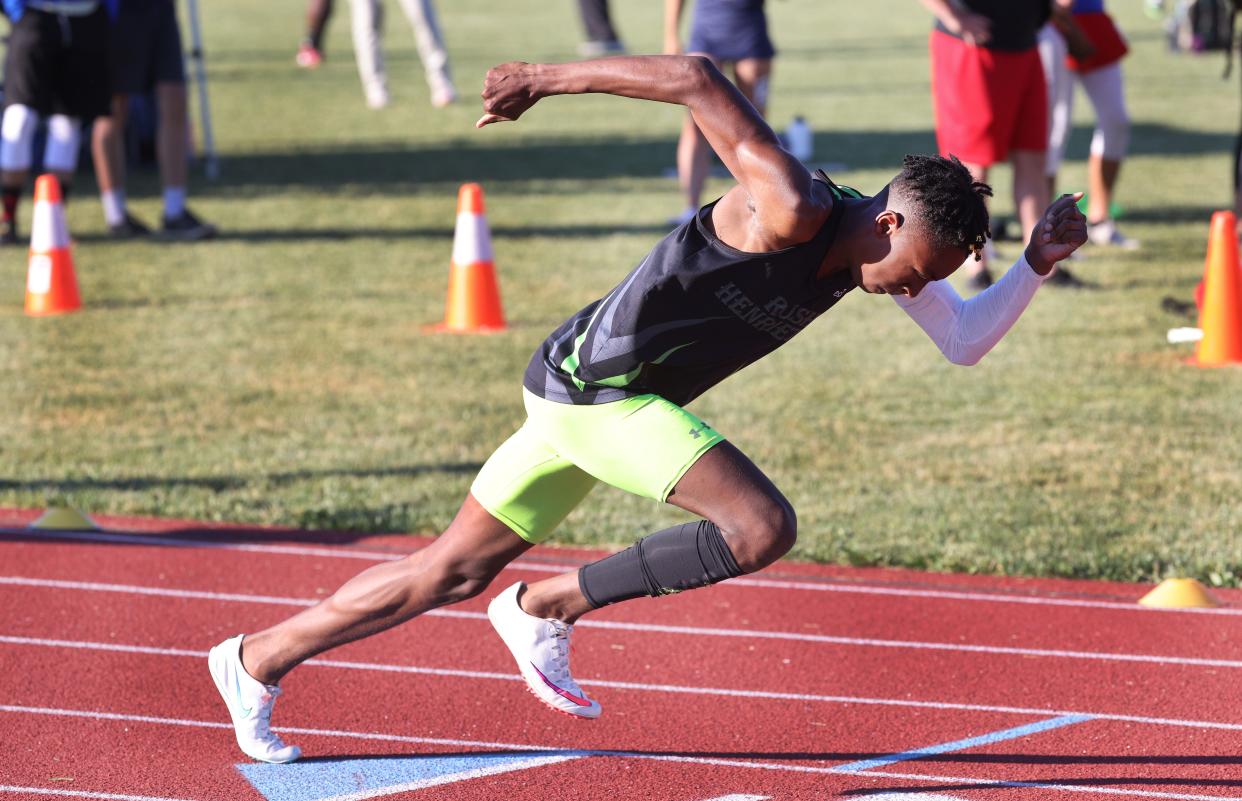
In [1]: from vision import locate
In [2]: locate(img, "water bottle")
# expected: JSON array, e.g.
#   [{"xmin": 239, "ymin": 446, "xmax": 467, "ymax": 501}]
[{"xmin": 786, "ymin": 116, "xmax": 813, "ymax": 162}]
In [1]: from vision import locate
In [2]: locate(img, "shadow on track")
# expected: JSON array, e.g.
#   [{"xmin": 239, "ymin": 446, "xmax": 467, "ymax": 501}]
[{"xmin": 293, "ymin": 748, "xmax": 1242, "ymax": 768}]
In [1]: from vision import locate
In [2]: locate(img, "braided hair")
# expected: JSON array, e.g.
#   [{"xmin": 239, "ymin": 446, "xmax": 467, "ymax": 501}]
[{"xmin": 891, "ymin": 154, "xmax": 993, "ymax": 262}]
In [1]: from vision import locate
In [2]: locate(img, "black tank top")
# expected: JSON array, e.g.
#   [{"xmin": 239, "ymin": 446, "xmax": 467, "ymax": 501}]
[
  {"xmin": 932, "ymin": 0, "xmax": 1051, "ymax": 51},
  {"xmin": 524, "ymin": 172, "xmax": 862, "ymax": 406}
]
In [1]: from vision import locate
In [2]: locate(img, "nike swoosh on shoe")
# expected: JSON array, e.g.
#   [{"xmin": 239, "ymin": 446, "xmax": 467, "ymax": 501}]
[
  {"xmin": 531, "ymin": 663, "xmax": 592, "ymax": 707},
  {"xmin": 232, "ymin": 674, "xmax": 253, "ymax": 718}
]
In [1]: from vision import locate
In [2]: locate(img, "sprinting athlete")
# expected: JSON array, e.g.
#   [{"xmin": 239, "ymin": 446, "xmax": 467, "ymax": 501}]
[{"xmin": 208, "ymin": 54, "xmax": 1087, "ymax": 763}]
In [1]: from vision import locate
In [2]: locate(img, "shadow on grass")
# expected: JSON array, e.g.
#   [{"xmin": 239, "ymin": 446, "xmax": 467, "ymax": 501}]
[
  {"xmin": 105, "ymin": 121, "xmax": 1230, "ymax": 203},
  {"xmin": 74, "ymin": 222, "xmax": 673, "ymax": 244},
  {"xmin": 1110, "ymin": 205, "xmax": 1232, "ymax": 224}
]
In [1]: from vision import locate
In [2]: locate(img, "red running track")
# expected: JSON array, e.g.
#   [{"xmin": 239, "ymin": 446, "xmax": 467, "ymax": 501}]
[{"xmin": 0, "ymin": 509, "xmax": 1240, "ymax": 801}]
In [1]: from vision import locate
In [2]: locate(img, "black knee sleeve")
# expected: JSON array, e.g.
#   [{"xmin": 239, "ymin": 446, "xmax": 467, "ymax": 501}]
[{"xmin": 577, "ymin": 519, "xmax": 743, "ymax": 609}]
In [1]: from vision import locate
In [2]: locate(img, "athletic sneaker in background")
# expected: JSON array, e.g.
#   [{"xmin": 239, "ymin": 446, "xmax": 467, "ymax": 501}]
[{"xmin": 296, "ymin": 0, "xmax": 333, "ymax": 68}]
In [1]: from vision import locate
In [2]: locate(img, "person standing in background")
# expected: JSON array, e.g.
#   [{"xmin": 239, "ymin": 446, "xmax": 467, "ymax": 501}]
[
  {"xmin": 1039, "ymin": 0, "xmax": 1137, "ymax": 248},
  {"xmin": 664, "ymin": 0, "xmax": 775, "ymax": 226},
  {"xmin": 576, "ymin": 0, "xmax": 625, "ymax": 56},
  {"xmin": 0, "ymin": 0, "xmax": 112, "ymax": 245},
  {"xmin": 348, "ymin": 0, "xmax": 456, "ymax": 109},
  {"xmin": 296, "ymin": 0, "xmax": 334, "ymax": 68},
  {"xmin": 91, "ymin": 0, "xmax": 218, "ymax": 240},
  {"xmin": 919, "ymin": 0, "xmax": 1080, "ymax": 288}
]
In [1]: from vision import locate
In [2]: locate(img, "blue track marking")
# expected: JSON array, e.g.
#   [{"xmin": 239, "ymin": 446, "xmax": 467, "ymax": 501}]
[
  {"xmin": 832, "ymin": 714, "xmax": 1093, "ymax": 773},
  {"xmin": 237, "ymin": 751, "xmax": 588, "ymax": 801}
]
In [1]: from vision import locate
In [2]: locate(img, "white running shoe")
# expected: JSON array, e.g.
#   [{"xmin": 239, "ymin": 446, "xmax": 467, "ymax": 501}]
[
  {"xmin": 207, "ymin": 635, "xmax": 302, "ymax": 763},
  {"xmin": 1088, "ymin": 219, "xmax": 1140, "ymax": 250},
  {"xmin": 364, "ymin": 85, "xmax": 390, "ymax": 110},
  {"xmin": 487, "ymin": 582, "xmax": 601, "ymax": 719}
]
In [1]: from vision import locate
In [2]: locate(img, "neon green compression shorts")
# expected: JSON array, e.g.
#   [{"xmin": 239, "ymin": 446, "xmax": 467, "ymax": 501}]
[{"xmin": 470, "ymin": 389, "xmax": 726, "ymax": 543}]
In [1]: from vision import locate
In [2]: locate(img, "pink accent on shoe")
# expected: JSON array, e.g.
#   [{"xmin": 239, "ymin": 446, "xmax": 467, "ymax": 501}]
[{"xmin": 530, "ymin": 663, "xmax": 593, "ymax": 707}]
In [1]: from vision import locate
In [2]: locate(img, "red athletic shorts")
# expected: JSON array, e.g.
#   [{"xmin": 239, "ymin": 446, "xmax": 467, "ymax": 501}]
[{"xmin": 929, "ymin": 30, "xmax": 1048, "ymax": 167}]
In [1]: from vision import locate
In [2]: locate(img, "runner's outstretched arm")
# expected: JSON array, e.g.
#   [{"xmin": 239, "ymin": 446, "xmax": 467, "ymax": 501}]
[
  {"xmin": 476, "ymin": 56, "xmax": 818, "ymax": 240},
  {"xmin": 894, "ymin": 193, "xmax": 1087, "ymax": 365}
]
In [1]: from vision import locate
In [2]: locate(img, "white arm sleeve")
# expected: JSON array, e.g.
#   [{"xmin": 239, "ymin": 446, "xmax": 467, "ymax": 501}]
[{"xmin": 891, "ymin": 255, "xmax": 1047, "ymax": 366}]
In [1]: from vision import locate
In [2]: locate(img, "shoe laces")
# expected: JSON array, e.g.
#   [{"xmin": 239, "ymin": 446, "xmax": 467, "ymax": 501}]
[
  {"xmin": 545, "ymin": 620, "xmax": 574, "ymax": 682},
  {"xmin": 252, "ymin": 687, "xmax": 284, "ymax": 742}
]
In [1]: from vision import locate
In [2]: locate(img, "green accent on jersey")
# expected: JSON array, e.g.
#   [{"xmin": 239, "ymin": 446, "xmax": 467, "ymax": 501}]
[
  {"xmin": 592, "ymin": 341, "xmax": 697, "ymax": 389},
  {"xmin": 592, "ymin": 364, "xmax": 643, "ymax": 389},
  {"xmin": 559, "ymin": 331, "xmax": 589, "ymax": 392}
]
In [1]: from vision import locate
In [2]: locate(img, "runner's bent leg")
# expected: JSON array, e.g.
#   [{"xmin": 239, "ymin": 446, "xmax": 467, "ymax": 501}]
[
  {"xmin": 240, "ymin": 492, "xmax": 531, "ymax": 685},
  {"xmin": 521, "ymin": 440, "xmax": 795, "ymax": 623}
]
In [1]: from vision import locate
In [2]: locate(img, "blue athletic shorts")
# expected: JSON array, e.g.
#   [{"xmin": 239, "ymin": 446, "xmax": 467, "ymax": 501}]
[{"xmin": 687, "ymin": 0, "xmax": 775, "ymax": 62}]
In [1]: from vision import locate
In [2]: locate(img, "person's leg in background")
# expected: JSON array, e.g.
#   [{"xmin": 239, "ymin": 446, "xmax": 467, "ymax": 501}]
[
  {"xmin": 576, "ymin": 0, "xmax": 625, "ymax": 56},
  {"xmin": 92, "ymin": 0, "xmax": 147, "ymax": 237},
  {"xmin": 671, "ymin": 53, "xmax": 723, "ymax": 227},
  {"xmin": 92, "ymin": 94, "xmax": 148, "ymax": 236},
  {"xmin": 349, "ymin": 0, "xmax": 389, "ymax": 109},
  {"xmin": 153, "ymin": 0, "xmax": 216, "ymax": 240},
  {"xmin": 1008, "ymin": 42, "xmax": 1070, "ymax": 283},
  {"xmin": 1079, "ymin": 62, "xmax": 1138, "ymax": 248},
  {"xmin": 1011, "ymin": 148, "xmax": 1050, "ymax": 250},
  {"xmin": 1, "ymin": 103, "xmax": 38, "ymax": 244},
  {"xmin": 154, "ymin": 79, "xmax": 215, "ymax": 239},
  {"xmin": 393, "ymin": 0, "xmax": 456, "ymax": 107},
  {"xmin": 42, "ymin": 113, "xmax": 82, "ymax": 198},
  {"xmin": 1039, "ymin": 22, "xmax": 1075, "ymax": 200},
  {"xmin": 0, "ymin": 109, "xmax": 80, "ymax": 240},
  {"xmin": 731, "ymin": 57, "xmax": 771, "ymax": 120},
  {"xmin": 297, "ymin": 0, "xmax": 334, "ymax": 68}
]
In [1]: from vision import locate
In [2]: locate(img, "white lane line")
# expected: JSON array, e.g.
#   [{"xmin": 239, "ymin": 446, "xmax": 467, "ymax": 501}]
[
  {"xmin": 4, "ymin": 576, "xmax": 1240, "ymax": 669},
  {"xmin": 0, "ymin": 787, "xmax": 199, "ymax": 801},
  {"xmin": 0, "ymin": 576, "xmax": 318, "ymax": 608},
  {"xmin": 6, "ymin": 528, "xmax": 1238, "ymax": 616},
  {"xmin": 0, "ymin": 703, "xmax": 556, "ymax": 752},
  {"xmin": 700, "ymin": 796, "xmax": 769, "ymax": 801},
  {"xmin": 4, "ymin": 639, "xmax": 1241, "ymax": 731},
  {"xmin": 3, "ymin": 707, "xmax": 1237, "ymax": 801}
]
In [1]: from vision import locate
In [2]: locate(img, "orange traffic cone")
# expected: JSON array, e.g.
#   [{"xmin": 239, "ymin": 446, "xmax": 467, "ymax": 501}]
[
  {"xmin": 24, "ymin": 174, "xmax": 80, "ymax": 316},
  {"xmin": 429, "ymin": 183, "xmax": 505, "ymax": 333},
  {"xmin": 1194, "ymin": 211, "xmax": 1242, "ymax": 366}
]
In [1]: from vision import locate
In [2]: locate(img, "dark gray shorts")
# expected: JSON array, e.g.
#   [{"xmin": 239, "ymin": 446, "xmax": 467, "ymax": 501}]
[
  {"xmin": 3, "ymin": 6, "xmax": 112, "ymax": 119},
  {"xmin": 108, "ymin": 0, "xmax": 185, "ymax": 94}
]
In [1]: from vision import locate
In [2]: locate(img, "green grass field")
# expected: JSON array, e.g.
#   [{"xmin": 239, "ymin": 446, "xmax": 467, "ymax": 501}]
[{"xmin": 3, "ymin": 0, "xmax": 1240, "ymax": 585}]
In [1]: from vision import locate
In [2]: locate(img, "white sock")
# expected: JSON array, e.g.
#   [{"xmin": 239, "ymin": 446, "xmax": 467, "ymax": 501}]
[
  {"xmin": 101, "ymin": 189, "xmax": 126, "ymax": 227},
  {"xmin": 163, "ymin": 186, "xmax": 187, "ymax": 219}
]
